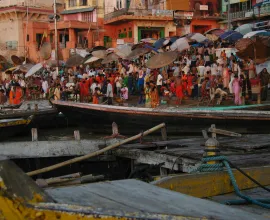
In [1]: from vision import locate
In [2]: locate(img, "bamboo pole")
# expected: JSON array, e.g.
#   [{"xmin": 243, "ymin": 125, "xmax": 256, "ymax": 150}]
[{"xmin": 27, "ymin": 123, "xmax": 166, "ymax": 177}]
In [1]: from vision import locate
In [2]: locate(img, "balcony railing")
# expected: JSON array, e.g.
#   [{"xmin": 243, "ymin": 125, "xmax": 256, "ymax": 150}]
[
  {"xmin": 104, "ymin": 8, "xmax": 173, "ymax": 21},
  {"xmin": 230, "ymin": 4, "xmax": 270, "ymax": 20}
]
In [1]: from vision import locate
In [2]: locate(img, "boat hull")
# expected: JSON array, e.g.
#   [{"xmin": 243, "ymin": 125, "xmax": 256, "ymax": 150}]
[{"xmin": 53, "ymin": 101, "xmax": 270, "ymax": 135}]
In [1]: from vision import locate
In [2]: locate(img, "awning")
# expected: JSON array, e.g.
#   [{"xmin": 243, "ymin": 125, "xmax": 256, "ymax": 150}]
[{"xmin": 61, "ymin": 7, "xmax": 95, "ymax": 15}]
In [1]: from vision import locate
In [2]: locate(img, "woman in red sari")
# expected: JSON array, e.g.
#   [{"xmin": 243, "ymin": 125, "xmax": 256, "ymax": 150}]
[{"xmin": 13, "ymin": 86, "xmax": 23, "ymax": 105}]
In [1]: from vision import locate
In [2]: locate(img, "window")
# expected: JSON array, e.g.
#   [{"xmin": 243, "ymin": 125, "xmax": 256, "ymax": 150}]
[
  {"xmin": 80, "ymin": 0, "xmax": 88, "ymax": 6},
  {"xmin": 120, "ymin": 0, "xmax": 122, "ymax": 8},
  {"xmin": 128, "ymin": 31, "xmax": 132, "ymax": 38},
  {"xmin": 27, "ymin": 34, "xmax": 30, "ymax": 42},
  {"xmin": 6, "ymin": 41, "xmax": 18, "ymax": 50},
  {"xmin": 92, "ymin": 0, "xmax": 97, "ymax": 6},
  {"xmin": 68, "ymin": 0, "xmax": 76, "ymax": 7}
]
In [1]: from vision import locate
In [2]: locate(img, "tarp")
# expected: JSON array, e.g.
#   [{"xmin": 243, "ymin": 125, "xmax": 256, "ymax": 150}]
[
  {"xmin": 243, "ymin": 30, "xmax": 266, "ymax": 38},
  {"xmin": 220, "ymin": 31, "xmax": 243, "ymax": 42}
]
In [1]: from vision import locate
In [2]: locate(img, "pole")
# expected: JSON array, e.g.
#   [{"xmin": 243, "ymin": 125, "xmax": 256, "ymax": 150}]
[
  {"xmin": 53, "ymin": 0, "xmax": 59, "ymax": 75},
  {"xmin": 25, "ymin": 0, "xmax": 29, "ymax": 63},
  {"xmin": 227, "ymin": 0, "xmax": 231, "ymax": 30},
  {"xmin": 27, "ymin": 123, "xmax": 166, "ymax": 176}
]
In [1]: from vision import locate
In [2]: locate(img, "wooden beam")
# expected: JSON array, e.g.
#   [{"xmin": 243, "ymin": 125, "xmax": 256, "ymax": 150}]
[
  {"xmin": 114, "ymin": 149, "xmax": 199, "ymax": 172},
  {"xmin": 152, "ymin": 166, "xmax": 270, "ymax": 198}
]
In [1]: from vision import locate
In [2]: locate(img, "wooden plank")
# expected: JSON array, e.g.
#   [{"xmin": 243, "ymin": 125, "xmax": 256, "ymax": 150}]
[
  {"xmin": 46, "ymin": 179, "xmax": 266, "ymax": 220},
  {"xmin": 114, "ymin": 148, "xmax": 199, "ymax": 172},
  {"xmin": 153, "ymin": 166, "xmax": 270, "ymax": 198}
]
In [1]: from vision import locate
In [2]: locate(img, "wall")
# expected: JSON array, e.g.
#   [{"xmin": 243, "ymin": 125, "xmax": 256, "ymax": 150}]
[
  {"xmin": 166, "ymin": 0, "xmax": 190, "ymax": 11},
  {"xmin": 0, "ymin": 0, "xmax": 64, "ymax": 8},
  {"xmin": 191, "ymin": 19, "xmax": 218, "ymax": 33},
  {"xmin": 134, "ymin": 20, "xmax": 176, "ymax": 43}
]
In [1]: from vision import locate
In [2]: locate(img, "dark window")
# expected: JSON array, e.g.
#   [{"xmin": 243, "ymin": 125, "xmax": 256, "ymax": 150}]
[
  {"xmin": 68, "ymin": 0, "xmax": 76, "ymax": 7},
  {"xmin": 128, "ymin": 31, "xmax": 132, "ymax": 38},
  {"xmin": 27, "ymin": 34, "xmax": 30, "ymax": 42},
  {"xmin": 36, "ymin": 33, "xmax": 43, "ymax": 49},
  {"xmin": 80, "ymin": 0, "xmax": 87, "ymax": 6}
]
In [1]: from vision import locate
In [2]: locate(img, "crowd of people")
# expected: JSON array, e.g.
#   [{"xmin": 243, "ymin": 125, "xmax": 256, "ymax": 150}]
[{"xmin": 1, "ymin": 45, "xmax": 270, "ymax": 108}]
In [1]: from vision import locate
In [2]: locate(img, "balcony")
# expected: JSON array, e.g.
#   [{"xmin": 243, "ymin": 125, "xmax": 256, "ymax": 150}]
[
  {"xmin": 104, "ymin": 8, "xmax": 173, "ymax": 24},
  {"xmin": 230, "ymin": 4, "xmax": 270, "ymax": 21}
]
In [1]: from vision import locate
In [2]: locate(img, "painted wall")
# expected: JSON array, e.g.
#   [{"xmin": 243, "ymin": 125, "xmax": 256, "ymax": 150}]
[
  {"xmin": 191, "ymin": 20, "xmax": 218, "ymax": 33},
  {"xmin": 0, "ymin": 0, "xmax": 64, "ymax": 8},
  {"xmin": 165, "ymin": 0, "xmax": 190, "ymax": 11},
  {"xmin": 104, "ymin": 0, "xmax": 127, "ymax": 14}
]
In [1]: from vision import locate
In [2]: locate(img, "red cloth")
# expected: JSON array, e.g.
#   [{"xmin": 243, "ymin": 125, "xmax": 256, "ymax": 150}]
[{"xmin": 176, "ymin": 85, "xmax": 183, "ymax": 98}]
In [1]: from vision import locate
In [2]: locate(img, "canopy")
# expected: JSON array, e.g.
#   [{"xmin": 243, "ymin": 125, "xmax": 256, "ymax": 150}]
[
  {"xmin": 17, "ymin": 63, "xmax": 34, "ymax": 73},
  {"xmin": 115, "ymin": 45, "xmax": 132, "ymax": 59},
  {"xmin": 146, "ymin": 51, "xmax": 178, "ymax": 69},
  {"xmin": 243, "ymin": 30, "xmax": 267, "ymax": 38},
  {"xmin": 65, "ymin": 54, "xmax": 84, "ymax": 67},
  {"xmin": 11, "ymin": 55, "xmax": 23, "ymax": 65},
  {"xmin": 256, "ymin": 60, "xmax": 270, "ymax": 73},
  {"xmin": 84, "ymin": 56, "xmax": 100, "ymax": 64},
  {"xmin": 220, "ymin": 31, "xmax": 243, "ymax": 42},
  {"xmin": 25, "ymin": 63, "xmax": 43, "ymax": 78},
  {"xmin": 153, "ymin": 38, "xmax": 167, "ymax": 49},
  {"xmin": 170, "ymin": 38, "xmax": 190, "ymax": 52},
  {"xmin": 5, "ymin": 67, "xmax": 17, "ymax": 74},
  {"xmin": 140, "ymin": 38, "xmax": 157, "ymax": 44},
  {"xmin": 190, "ymin": 33, "xmax": 207, "ymax": 43},
  {"xmin": 92, "ymin": 50, "xmax": 107, "ymax": 59},
  {"xmin": 125, "ymin": 48, "xmax": 150, "ymax": 60},
  {"xmin": 101, "ymin": 53, "xmax": 120, "ymax": 64},
  {"xmin": 204, "ymin": 28, "xmax": 225, "ymax": 36},
  {"xmin": 235, "ymin": 23, "xmax": 253, "ymax": 35},
  {"xmin": 40, "ymin": 42, "xmax": 52, "ymax": 60}
]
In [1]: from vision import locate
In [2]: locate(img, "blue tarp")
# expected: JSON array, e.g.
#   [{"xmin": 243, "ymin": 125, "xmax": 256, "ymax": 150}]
[
  {"xmin": 220, "ymin": 31, "xmax": 243, "ymax": 42},
  {"xmin": 153, "ymin": 38, "xmax": 166, "ymax": 49}
]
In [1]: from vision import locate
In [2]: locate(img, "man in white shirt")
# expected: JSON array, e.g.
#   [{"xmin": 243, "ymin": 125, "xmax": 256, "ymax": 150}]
[
  {"xmin": 156, "ymin": 72, "xmax": 163, "ymax": 96},
  {"xmin": 42, "ymin": 79, "xmax": 49, "ymax": 98},
  {"xmin": 115, "ymin": 74, "xmax": 122, "ymax": 97},
  {"xmin": 106, "ymin": 79, "xmax": 113, "ymax": 105},
  {"xmin": 173, "ymin": 64, "xmax": 180, "ymax": 76},
  {"xmin": 127, "ymin": 62, "xmax": 134, "ymax": 76},
  {"xmin": 182, "ymin": 63, "xmax": 190, "ymax": 75}
]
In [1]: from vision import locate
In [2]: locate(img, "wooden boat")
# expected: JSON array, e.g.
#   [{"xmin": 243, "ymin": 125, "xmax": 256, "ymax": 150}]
[
  {"xmin": 52, "ymin": 100, "xmax": 270, "ymax": 134},
  {"xmin": 0, "ymin": 116, "xmax": 33, "ymax": 139},
  {"xmin": 0, "ymin": 100, "xmax": 59, "ymax": 129}
]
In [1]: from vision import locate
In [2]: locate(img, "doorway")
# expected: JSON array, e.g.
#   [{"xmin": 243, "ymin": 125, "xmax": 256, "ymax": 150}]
[{"xmin": 138, "ymin": 27, "xmax": 165, "ymax": 41}]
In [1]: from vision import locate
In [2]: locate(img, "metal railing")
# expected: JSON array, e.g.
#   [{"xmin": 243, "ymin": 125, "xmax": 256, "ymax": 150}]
[
  {"xmin": 104, "ymin": 8, "xmax": 173, "ymax": 21},
  {"xmin": 230, "ymin": 4, "xmax": 270, "ymax": 20}
]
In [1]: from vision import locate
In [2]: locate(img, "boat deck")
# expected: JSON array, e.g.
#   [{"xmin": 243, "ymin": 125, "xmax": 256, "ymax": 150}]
[{"xmin": 45, "ymin": 179, "xmax": 266, "ymax": 220}]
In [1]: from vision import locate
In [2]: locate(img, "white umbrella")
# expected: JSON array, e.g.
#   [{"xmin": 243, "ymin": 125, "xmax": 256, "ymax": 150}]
[
  {"xmin": 25, "ymin": 63, "xmax": 43, "ymax": 78},
  {"xmin": 170, "ymin": 38, "xmax": 190, "ymax": 52},
  {"xmin": 84, "ymin": 56, "xmax": 100, "ymax": 64},
  {"xmin": 243, "ymin": 30, "xmax": 266, "ymax": 38},
  {"xmin": 235, "ymin": 24, "xmax": 253, "ymax": 35},
  {"xmin": 256, "ymin": 60, "xmax": 270, "ymax": 73},
  {"xmin": 92, "ymin": 50, "xmax": 107, "ymax": 59},
  {"xmin": 115, "ymin": 45, "xmax": 132, "ymax": 59},
  {"xmin": 190, "ymin": 33, "xmax": 207, "ymax": 43}
]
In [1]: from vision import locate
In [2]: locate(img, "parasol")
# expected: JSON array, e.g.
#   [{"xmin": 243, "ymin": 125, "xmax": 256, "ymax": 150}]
[
  {"xmin": 220, "ymin": 31, "xmax": 243, "ymax": 42},
  {"xmin": 206, "ymin": 34, "xmax": 219, "ymax": 42},
  {"xmin": 17, "ymin": 63, "xmax": 34, "ymax": 73},
  {"xmin": 235, "ymin": 24, "xmax": 253, "ymax": 35},
  {"xmin": 11, "ymin": 55, "xmax": 23, "ymax": 65},
  {"xmin": 92, "ymin": 50, "xmax": 107, "ymax": 59},
  {"xmin": 92, "ymin": 46, "xmax": 107, "ymax": 52},
  {"xmin": 0, "ymin": 55, "xmax": 7, "ymax": 64},
  {"xmin": 40, "ymin": 42, "xmax": 52, "ymax": 60},
  {"xmin": 115, "ymin": 45, "xmax": 132, "ymax": 59},
  {"xmin": 46, "ymin": 60, "xmax": 65, "ymax": 68},
  {"xmin": 140, "ymin": 38, "xmax": 157, "ymax": 44},
  {"xmin": 84, "ymin": 56, "xmax": 100, "ymax": 64},
  {"xmin": 101, "ymin": 53, "xmax": 120, "ymax": 64},
  {"xmin": 125, "ymin": 48, "xmax": 150, "ymax": 60},
  {"xmin": 19, "ymin": 57, "xmax": 31, "ymax": 64},
  {"xmin": 170, "ymin": 37, "xmax": 190, "ymax": 52},
  {"xmin": 243, "ymin": 30, "xmax": 266, "ymax": 38},
  {"xmin": 65, "ymin": 54, "xmax": 84, "ymax": 67},
  {"xmin": 189, "ymin": 33, "xmax": 207, "ymax": 43},
  {"xmin": 25, "ymin": 63, "xmax": 43, "ymax": 78},
  {"xmin": 146, "ymin": 51, "xmax": 178, "ymax": 69},
  {"xmin": 256, "ymin": 60, "xmax": 270, "ymax": 73},
  {"xmin": 204, "ymin": 28, "xmax": 225, "ymax": 36},
  {"xmin": 5, "ymin": 67, "xmax": 17, "ymax": 74},
  {"xmin": 153, "ymin": 38, "xmax": 167, "ymax": 49}
]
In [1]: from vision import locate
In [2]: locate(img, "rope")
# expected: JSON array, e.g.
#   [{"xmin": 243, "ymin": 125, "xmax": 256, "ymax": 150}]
[{"xmin": 195, "ymin": 155, "xmax": 270, "ymax": 209}]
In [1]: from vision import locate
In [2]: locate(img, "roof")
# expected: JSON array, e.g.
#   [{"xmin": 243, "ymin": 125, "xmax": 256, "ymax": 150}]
[{"xmin": 61, "ymin": 7, "xmax": 95, "ymax": 15}]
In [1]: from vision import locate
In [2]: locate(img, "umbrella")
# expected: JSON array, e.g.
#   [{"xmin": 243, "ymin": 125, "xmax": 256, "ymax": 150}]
[
  {"xmin": 125, "ymin": 48, "xmax": 150, "ymax": 60},
  {"xmin": 40, "ymin": 42, "xmax": 52, "ymax": 60},
  {"xmin": 84, "ymin": 56, "xmax": 100, "ymax": 64},
  {"xmin": 92, "ymin": 46, "xmax": 107, "ymax": 52},
  {"xmin": 153, "ymin": 38, "xmax": 167, "ymax": 49},
  {"xmin": 46, "ymin": 60, "xmax": 65, "ymax": 68},
  {"xmin": 11, "ymin": 55, "xmax": 22, "ymax": 65},
  {"xmin": 17, "ymin": 63, "xmax": 34, "ymax": 73},
  {"xmin": 0, "ymin": 55, "xmax": 7, "ymax": 63},
  {"xmin": 256, "ymin": 60, "xmax": 270, "ymax": 73},
  {"xmin": 146, "ymin": 51, "xmax": 178, "ymax": 69},
  {"xmin": 65, "ymin": 54, "xmax": 84, "ymax": 67},
  {"xmin": 5, "ymin": 67, "xmax": 17, "ymax": 74},
  {"xmin": 140, "ymin": 38, "xmax": 157, "ymax": 44},
  {"xmin": 189, "ymin": 33, "xmax": 207, "ymax": 43},
  {"xmin": 256, "ymin": 32, "xmax": 270, "ymax": 37},
  {"xmin": 25, "ymin": 63, "xmax": 43, "ymax": 78},
  {"xmin": 220, "ymin": 31, "xmax": 243, "ymax": 42},
  {"xmin": 101, "ymin": 53, "xmax": 120, "ymax": 64},
  {"xmin": 235, "ymin": 24, "xmax": 253, "ymax": 35},
  {"xmin": 204, "ymin": 28, "xmax": 225, "ymax": 36},
  {"xmin": 206, "ymin": 34, "xmax": 219, "ymax": 41},
  {"xmin": 243, "ymin": 30, "xmax": 267, "ymax": 38},
  {"xmin": 92, "ymin": 50, "xmax": 107, "ymax": 59},
  {"xmin": 19, "ymin": 57, "xmax": 31, "ymax": 64},
  {"xmin": 170, "ymin": 38, "xmax": 190, "ymax": 52},
  {"xmin": 115, "ymin": 45, "xmax": 132, "ymax": 59}
]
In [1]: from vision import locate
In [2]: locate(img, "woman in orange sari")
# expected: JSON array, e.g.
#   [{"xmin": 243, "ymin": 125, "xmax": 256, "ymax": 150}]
[
  {"xmin": 14, "ymin": 86, "xmax": 23, "ymax": 105},
  {"xmin": 182, "ymin": 74, "xmax": 188, "ymax": 97},
  {"xmin": 9, "ymin": 87, "xmax": 15, "ymax": 105},
  {"xmin": 187, "ymin": 73, "xmax": 194, "ymax": 96},
  {"xmin": 150, "ymin": 82, "xmax": 159, "ymax": 108}
]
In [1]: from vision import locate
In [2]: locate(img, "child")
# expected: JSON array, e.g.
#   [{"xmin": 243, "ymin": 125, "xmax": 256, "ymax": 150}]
[
  {"xmin": 232, "ymin": 75, "xmax": 242, "ymax": 105},
  {"xmin": 93, "ymin": 87, "xmax": 101, "ymax": 104}
]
